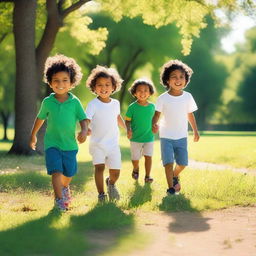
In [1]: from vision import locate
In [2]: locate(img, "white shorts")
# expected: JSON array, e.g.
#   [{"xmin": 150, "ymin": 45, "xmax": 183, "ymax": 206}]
[
  {"xmin": 130, "ymin": 141, "xmax": 154, "ymax": 160},
  {"xmin": 89, "ymin": 144, "xmax": 121, "ymax": 169}
]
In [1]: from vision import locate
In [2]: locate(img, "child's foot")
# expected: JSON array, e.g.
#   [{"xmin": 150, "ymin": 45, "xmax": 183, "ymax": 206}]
[
  {"xmin": 166, "ymin": 187, "xmax": 176, "ymax": 196},
  {"xmin": 144, "ymin": 176, "xmax": 154, "ymax": 183},
  {"xmin": 132, "ymin": 170, "xmax": 139, "ymax": 180},
  {"xmin": 54, "ymin": 198, "xmax": 67, "ymax": 211},
  {"xmin": 62, "ymin": 186, "xmax": 71, "ymax": 208},
  {"xmin": 173, "ymin": 176, "xmax": 181, "ymax": 192},
  {"xmin": 98, "ymin": 192, "xmax": 107, "ymax": 203},
  {"xmin": 106, "ymin": 177, "xmax": 120, "ymax": 201}
]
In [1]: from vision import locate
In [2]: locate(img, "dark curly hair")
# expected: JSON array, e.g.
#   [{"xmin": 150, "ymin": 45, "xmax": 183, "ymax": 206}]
[
  {"xmin": 44, "ymin": 54, "xmax": 83, "ymax": 88},
  {"xmin": 160, "ymin": 59, "xmax": 193, "ymax": 89},
  {"xmin": 86, "ymin": 65, "xmax": 123, "ymax": 94},
  {"xmin": 128, "ymin": 78, "xmax": 156, "ymax": 97}
]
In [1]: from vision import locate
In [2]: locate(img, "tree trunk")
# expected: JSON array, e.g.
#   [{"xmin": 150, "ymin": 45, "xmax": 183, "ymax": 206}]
[
  {"xmin": 0, "ymin": 110, "xmax": 10, "ymax": 141},
  {"xmin": 8, "ymin": 0, "xmax": 38, "ymax": 155}
]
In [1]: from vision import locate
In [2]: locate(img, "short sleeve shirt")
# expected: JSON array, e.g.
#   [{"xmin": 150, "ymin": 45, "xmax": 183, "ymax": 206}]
[
  {"xmin": 155, "ymin": 91, "xmax": 198, "ymax": 139},
  {"xmin": 125, "ymin": 101, "xmax": 155, "ymax": 142},
  {"xmin": 86, "ymin": 98, "xmax": 120, "ymax": 150},
  {"xmin": 37, "ymin": 92, "xmax": 86, "ymax": 150}
]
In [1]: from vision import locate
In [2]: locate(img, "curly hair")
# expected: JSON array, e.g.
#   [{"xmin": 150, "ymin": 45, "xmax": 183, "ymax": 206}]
[
  {"xmin": 86, "ymin": 65, "xmax": 123, "ymax": 94},
  {"xmin": 128, "ymin": 77, "xmax": 156, "ymax": 97},
  {"xmin": 44, "ymin": 54, "xmax": 83, "ymax": 88},
  {"xmin": 160, "ymin": 59, "xmax": 193, "ymax": 89}
]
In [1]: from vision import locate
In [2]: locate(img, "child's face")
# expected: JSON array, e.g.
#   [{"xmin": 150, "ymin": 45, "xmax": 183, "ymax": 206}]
[
  {"xmin": 50, "ymin": 71, "xmax": 72, "ymax": 95},
  {"xmin": 167, "ymin": 69, "xmax": 187, "ymax": 92},
  {"xmin": 94, "ymin": 77, "xmax": 114, "ymax": 101},
  {"xmin": 134, "ymin": 84, "xmax": 151, "ymax": 102}
]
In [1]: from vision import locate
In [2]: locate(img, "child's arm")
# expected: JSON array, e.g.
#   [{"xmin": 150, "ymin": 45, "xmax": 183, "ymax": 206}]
[
  {"xmin": 77, "ymin": 119, "xmax": 88, "ymax": 144},
  {"xmin": 188, "ymin": 112, "xmax": 200, "ymax": 142},
  {"xmin": 152, "ymin": 111, "xmax": 161, "ymax": 133},
  {"xmin": 30, "ymin": 118, "xmax": 45, "ymax": 150},
  {"xmin": 125, "ymin": 120, "xmax": 132, "ymax": 139},
  {"xmin": 117, "ymin": 115, "xmax": 126, "ymax": 129}
]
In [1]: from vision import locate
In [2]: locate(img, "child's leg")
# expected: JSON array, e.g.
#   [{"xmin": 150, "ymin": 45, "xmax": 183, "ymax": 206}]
[
  {"xmin": 144, "ymin": 155, "xmax": 152, "ymax": 177},
  {"xmin": 109, "ymin": 169, "xmax": 120, "ymax": 184},
  {"xmin": 62, "ymin": 175, "xmax": 72, "ymax": 187},
  {"xmin": 95, "ymin": 164, "xmax": 105, "ymax": 194},
  {"xmin": 52, "ymin": 172, "xmax": 63, "ymax": 199},
  {"xmin": 173, "ymin": 164, "xmax": 186, "ymax": 177},
  {"xmin": 164, "ymin": 163, "xmax": 174, "ymax": 188},
  {"xmin": 132, "ymin": 160, "xmax": 139, "ymax": 172}
]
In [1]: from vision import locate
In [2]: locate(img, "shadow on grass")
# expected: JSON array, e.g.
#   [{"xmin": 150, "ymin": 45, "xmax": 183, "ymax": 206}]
[
  {"xmin": 128, "ymin": 182, "xmax": 152, "ymax": 208},
  {"xmin": 0, "ymin": 203, "xmax": 134, "ymax": 256},
  {"xmin": 159, "ymin": 194, "xmax": 211, "ymax": 233},
  {"xmin": 0, "ymin": 161, "xmax": 93, "ymax": 193},
  {"xmin": 120, "ymin": 145, "xmax": 131, "ymax": 162}
]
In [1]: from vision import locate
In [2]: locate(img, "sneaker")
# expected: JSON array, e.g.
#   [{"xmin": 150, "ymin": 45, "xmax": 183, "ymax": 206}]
[
  {"xmin": 173, "ymin": 176, "xmax": 181, "ymax": 192},
  {"xmin": 144, "ymin": 176, "xmax": 154, "ymax": 183},
  {"xmin": 98, "ymin": 192, "xmax": 107, "ymax": 203},
  {"xmin": 62, "ymin": 186, "xmax": 71, "ymax": 207},
  {"xmin": 106, "ymin": 177, "xmax": 120, "ymax": 201},
  {"xmin": 132, "ymin": 170, "xmax": 139, "ymax": 180},
  {"xmin": 54, "ymin": 198, "xmax": 67, "ymax": 211},
  {"xmin": 166, "ymin": 187, "xmax": 176, "ymax": 196}
]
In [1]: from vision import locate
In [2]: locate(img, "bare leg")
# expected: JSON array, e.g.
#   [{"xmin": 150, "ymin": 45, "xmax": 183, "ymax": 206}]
[
  {"xmin": 62, "ymin": 175, "xmax": 72, "ymax": 187},
  {"xmin": 164, "ymin": 163, "xmax": 174, "ymax": 188},
  {"xmin": 52, "ymin": 172, "xmax": 63, "ymax": 199},
  {"xmin": 132, "ymin": 160, "xmax": 139, "ymax": 172},
  {"xmin": 95, "ymin": 164, "xmax": 105, "ymax": 194},
  {"xmin": 144, "ymin": 155, "xmax": 152, "ymax": 177},
  {"xmin": 173, "ymin": 164, "xmax": 186, "ymax": 177},
  {"xmin": 109, "ymin": 169, "xmax": 120, "ymax": 185}
]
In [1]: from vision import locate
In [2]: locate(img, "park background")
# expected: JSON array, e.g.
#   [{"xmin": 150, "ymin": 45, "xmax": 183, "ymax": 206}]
[{"xmin": 0, "ymin": 1, "xmax": 256, "ymax": 255}]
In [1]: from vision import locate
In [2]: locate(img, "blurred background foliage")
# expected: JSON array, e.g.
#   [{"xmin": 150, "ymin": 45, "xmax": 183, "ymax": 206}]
[{"xmin": 0, "ymin": 0, "xmax": 256, "ymax": 144}]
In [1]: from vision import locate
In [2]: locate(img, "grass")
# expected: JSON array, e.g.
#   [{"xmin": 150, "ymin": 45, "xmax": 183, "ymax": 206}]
[{"xmin": 0, "ymin": 130, "xmax": 256, "ymax": 255}]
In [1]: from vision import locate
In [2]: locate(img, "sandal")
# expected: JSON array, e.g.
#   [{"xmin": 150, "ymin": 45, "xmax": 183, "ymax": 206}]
[
  {"xmin": 132, "ymin": 170, "xmax": 139, "ymax": 180},
  {"xmin": 144, "ymin": 176, "xmax": 153, "ymax": 183}
]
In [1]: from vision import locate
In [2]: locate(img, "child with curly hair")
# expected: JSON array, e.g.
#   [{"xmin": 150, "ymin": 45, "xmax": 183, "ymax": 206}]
[
  {"xmin": 152, "ymin": 60, "xmax": 200, "ymax": 195},
  {"xmin": 30, "ymin": 54, "xmax": 87, "ymax": 211},
  {"xmin": 125, "ymin": 78, "xmax": 156, "ymax": 183},
  {"xmin": 85, "ymin": 65, "xmax": 125, "ymax": 202}
]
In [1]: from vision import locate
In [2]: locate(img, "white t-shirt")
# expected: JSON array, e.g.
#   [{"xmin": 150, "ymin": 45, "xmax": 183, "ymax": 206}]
[
  {"xmin": 155, "ymin": 91, "xmax": 198, "ymax": 139},
  {"xmin": 86, "ymin": 98, "xmax": 120, "ymax": 150}
]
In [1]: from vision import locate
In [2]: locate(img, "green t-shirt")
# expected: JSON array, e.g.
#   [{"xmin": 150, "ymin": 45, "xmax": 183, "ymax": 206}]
[
  {"xmin": 37, "ymin": 92, "xmax": 86, "ymax": 150},
  {"xmin": 125, "ymin": 101, "xmax": 155, "ymax": 142}
]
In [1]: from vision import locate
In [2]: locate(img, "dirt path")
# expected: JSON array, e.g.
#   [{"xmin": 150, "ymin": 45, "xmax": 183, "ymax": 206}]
[
  {"xmin": 189, "ymin": 160, "xmax": 256, "ymax": 176},
  {"xmin": 127, "ymin": 206, "xmax": 256, "ymax": 256}
]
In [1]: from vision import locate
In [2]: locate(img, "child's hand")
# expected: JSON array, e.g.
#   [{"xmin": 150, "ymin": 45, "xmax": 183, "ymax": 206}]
[
  {"xmin": 152, "ymin": 123, "xmax": 159, "ymax": 134},
  {"xmin": 127, "ymin": 129, "xmax": 132, "ymax": 139},
  {"xmin": 30, "ymin": 135, "xmax": 37, "ymax": 150},
  {"xmin": 77, "ymin": 130, "xmax": 87, "ymax": 144},
  {"xmin": 193, "ymin": 131, "xmax": 200, "ymax": 142},
  {"xmin": 87, "ymin": 128, "xmax": 91, "ymax": 136}
]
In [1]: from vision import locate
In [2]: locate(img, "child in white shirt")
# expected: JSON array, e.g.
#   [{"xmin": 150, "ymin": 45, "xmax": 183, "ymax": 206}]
[{"xmin": 85, "ymin": 65, "xmax": 125, "ymax": 202}]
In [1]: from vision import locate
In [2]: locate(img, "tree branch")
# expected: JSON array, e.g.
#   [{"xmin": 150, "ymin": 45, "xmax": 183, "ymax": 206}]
[{"xmin": 61, "ymin": 0, "xmax": 91, "ymax": 18}]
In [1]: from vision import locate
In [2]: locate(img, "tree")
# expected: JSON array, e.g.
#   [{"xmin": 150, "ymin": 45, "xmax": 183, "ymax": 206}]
[{"xmin": 1, "ymin": 0, "xmax": 255, "ymax": 154}]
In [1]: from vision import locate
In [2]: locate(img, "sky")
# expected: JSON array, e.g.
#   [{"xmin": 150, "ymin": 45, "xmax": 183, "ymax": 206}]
[{"xmin": 221, "ymin": 15, "xmax": 255, "ymax": 53}]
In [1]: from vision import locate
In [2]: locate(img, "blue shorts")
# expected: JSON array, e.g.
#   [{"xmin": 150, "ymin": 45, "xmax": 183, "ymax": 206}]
[
  {"xmin": 160, "ymin": 138, "xmax": 188, "ymax": 166},
  {"xmin": 45, "ymin": 147, "xmax": 78, "ymax": 177}
]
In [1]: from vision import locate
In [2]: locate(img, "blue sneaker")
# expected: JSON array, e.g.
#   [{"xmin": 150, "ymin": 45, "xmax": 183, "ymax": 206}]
[
  {"xmin": 166, "ymin": 187, "xmax": 176, "ymax": 196},
  {"xmin": 106, "ymin": 177, "xmax": 120, "ymax": 201},
  {"xmin": 173, "ymin": 176, "xmax": 181, "ymax": 192}
]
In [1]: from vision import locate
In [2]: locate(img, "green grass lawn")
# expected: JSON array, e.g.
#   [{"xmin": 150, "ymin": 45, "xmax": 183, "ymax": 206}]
[{"xmin": 0, "ymin": 130, "xmax": 256, "ymax": 255}]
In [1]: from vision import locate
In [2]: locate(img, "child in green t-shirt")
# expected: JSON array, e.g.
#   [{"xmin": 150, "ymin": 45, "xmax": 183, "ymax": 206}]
[
  {"xmin": 30, "ymin": 54, "xmax": 88, "ymax": 211},
  {"xmin": 125, "ymin": 78, "xmax": 156, "ymax": 183}
]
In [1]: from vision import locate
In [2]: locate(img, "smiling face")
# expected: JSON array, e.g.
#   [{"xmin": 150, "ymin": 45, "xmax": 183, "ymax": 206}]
[
  {"xmin": 167, "ymin": 69, "xmax": 187, "ymax": 95},
  {"xmin": 94, "ymin": 76, "xmax": 114, "ymax": 102},
  {"xmin": 134, "ymin": 84, "xmax": 151, "ymax": 104},
  {"xmin": 49, "ymin": 71, "xmax": 72, "ymax": 96}
]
